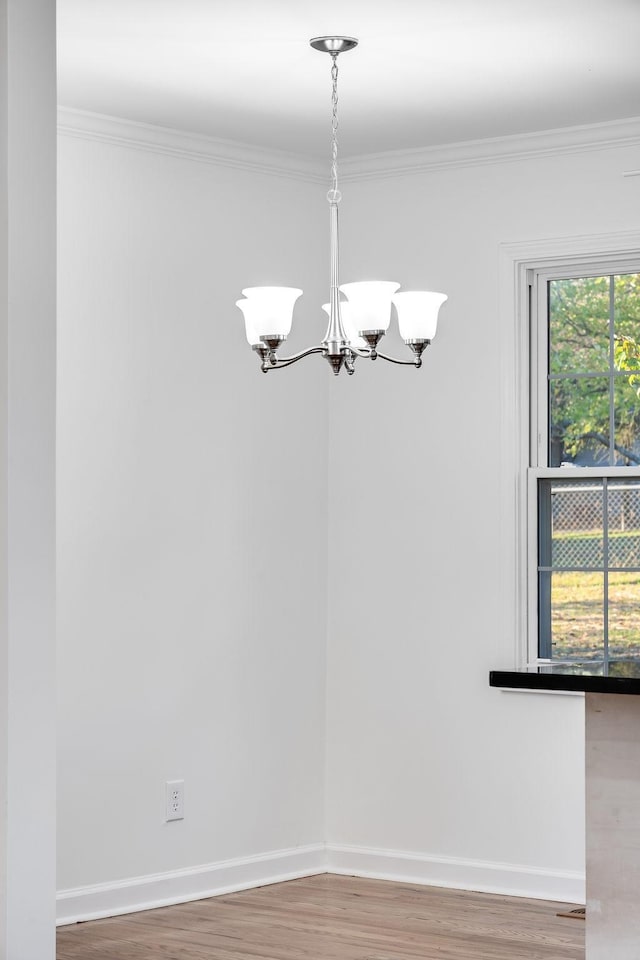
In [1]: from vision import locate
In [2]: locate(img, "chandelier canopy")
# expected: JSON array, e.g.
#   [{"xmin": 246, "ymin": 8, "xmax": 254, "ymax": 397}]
[{"xmin": 236, "ymin": 36, "xmax": 447, "ymax": 377}]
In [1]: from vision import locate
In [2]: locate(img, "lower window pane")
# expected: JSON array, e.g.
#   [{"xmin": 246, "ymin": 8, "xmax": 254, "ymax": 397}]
[
  {"xmin": 608, "ymin": 572, "xmax": 640, "ymax": 658},
  {"xmin": 545, "ymin": 479, "xmax": 604, "ymax": 568},
  {"xmin": 546, "ymin": 571, "xmax": 604, "ymax": 660},
  {"xmin": 608, "ymin": 480, "xmax": 640, "ymax": 566}
]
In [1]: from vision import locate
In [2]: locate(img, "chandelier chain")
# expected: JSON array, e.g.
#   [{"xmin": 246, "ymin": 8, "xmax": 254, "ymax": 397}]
[{"xmin": 330, "ymin": 55, "xmax": 339, "ymax": 196}]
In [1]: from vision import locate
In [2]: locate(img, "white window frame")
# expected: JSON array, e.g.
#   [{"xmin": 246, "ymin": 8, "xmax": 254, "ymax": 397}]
[
  {"xmin": 529, "ymin": 259, "xmax": 640, "ymax": 669},
  {"xmin": 497, "ymin": 232, "xmax": 640, "ymax": 671}
]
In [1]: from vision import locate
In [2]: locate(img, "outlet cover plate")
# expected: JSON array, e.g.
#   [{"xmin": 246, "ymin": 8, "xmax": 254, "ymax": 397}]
[{"xmin": 165, "ymin": 780, "xmax": 184, "ymax": 821}]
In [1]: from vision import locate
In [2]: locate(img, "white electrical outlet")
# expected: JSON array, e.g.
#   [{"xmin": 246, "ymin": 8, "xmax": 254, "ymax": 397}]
[{"xmin": 165, "ymin": 780, "xmax": 184, "ymax": 822}]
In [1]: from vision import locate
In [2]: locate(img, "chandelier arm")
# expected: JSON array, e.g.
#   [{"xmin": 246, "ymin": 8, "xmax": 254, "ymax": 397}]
[
  {"xmin": 260, "ymin": 346, "xmax": 325, "ymax": 372},
  {"xmin": 376, "ymin": 351, "xmax": 423, "ymax": 368}
]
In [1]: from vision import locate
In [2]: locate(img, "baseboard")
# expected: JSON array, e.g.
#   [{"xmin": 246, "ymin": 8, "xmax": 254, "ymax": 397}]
[
  {"xmin": 57, "ymin": 841, "xmax": 585, "ymax": 925},
  {"xmin": 326, "ymin": 844, "xmax": 585, "ymax": 905},
  {"xmin": 56, "ymin": 843, "xmax": 326, "ymax": 926}
]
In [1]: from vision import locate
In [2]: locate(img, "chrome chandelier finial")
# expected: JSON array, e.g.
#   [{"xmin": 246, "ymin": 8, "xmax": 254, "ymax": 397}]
[{"xmin": 236, "ymin": 37, "xmax": 447, "ymax": 377}]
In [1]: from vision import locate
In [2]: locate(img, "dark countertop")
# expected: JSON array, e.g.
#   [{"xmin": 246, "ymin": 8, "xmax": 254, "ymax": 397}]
[{"xmin": 490, "ymin": 660, "xmax": 640, "ymax": 695}]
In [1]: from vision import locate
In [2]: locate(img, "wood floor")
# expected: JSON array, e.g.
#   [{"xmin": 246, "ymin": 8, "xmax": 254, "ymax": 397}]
[{"xmin": 57, "ymin": 874, "xmax": 585, "ymax": 960}]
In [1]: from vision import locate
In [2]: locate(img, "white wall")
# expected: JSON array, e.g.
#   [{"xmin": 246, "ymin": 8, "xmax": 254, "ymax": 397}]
[
  {"xmin": 326, "ymin": 143, "xmax": 640, "ymax": 893},
  {"xmin": 57, "ymin": 134, "xmax": 328, "ymax": 893},
  {"xmin": 58, "ymin": 120, "xmax": 640, "ymax": 914}
]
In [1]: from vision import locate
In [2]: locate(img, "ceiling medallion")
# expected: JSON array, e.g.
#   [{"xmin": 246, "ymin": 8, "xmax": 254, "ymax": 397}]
[{"xmin": 236, "ymin": 37, "xmax": 447, "ymax": 377}]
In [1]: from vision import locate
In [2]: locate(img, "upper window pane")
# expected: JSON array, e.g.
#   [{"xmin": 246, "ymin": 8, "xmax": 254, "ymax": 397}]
[
  {"xmin": 549, "ymin": 276, "xmax": 609, "ymax": 375},
  {"xmin": 613, "ymin": 273, "xmax": 640, "ymax": 342},
  {"xmin": 547, "ymin": 273, "xmax": 640, "ymax": 467},
  {"xmin": 549, "ymin": 377, "xmax": 609, "ymax": 467},
  {"xmin": 613, "ymin": 378, "xmax": 640, "ymax": 466}
]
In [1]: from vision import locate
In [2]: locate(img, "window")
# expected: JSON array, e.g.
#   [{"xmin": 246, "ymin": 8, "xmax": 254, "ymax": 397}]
[{"xmin": 529, "ymin": 266, "xmax": 640, "ymax": 672}]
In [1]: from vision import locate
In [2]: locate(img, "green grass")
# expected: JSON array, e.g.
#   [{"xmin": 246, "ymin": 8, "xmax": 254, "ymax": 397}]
[{"xmin": 551, "ymin": 570, "xmax": 640, "ymax": 659}]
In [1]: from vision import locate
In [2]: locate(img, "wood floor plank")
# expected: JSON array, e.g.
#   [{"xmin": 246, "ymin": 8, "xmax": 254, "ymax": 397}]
[{"xmin": 57, "ymin": 875, "xmax": 584, "ymax": 960}]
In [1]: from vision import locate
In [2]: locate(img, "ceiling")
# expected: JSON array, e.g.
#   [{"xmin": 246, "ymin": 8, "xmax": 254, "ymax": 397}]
[{"xmin": 57, "ymin": 0, "xmax": 640, "ymax": 160}]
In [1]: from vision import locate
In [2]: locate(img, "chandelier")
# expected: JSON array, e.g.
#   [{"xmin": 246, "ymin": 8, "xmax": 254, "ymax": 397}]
[{"xmin": 236, "ymin": 36, "xmax": 447, "ymax": 377}]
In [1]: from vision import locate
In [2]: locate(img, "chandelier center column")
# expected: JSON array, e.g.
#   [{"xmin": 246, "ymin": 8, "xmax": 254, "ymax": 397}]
[{"xmin": 322, "ymin": 52, "xmax": 347, "ymax": 375}]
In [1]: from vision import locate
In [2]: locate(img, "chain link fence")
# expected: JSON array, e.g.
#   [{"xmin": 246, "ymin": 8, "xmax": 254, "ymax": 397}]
[{"xmin": 551, "ymin": 482, "xmax": 640, "ymax": 567}]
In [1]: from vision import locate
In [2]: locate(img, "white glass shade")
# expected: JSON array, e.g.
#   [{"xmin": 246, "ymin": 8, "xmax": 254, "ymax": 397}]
[
  {"xmin": 339, "ymin": 281, "xmax": 400, "ymax": 334},
  {"xmin": 321, "ymin": 302, "xmax": 365, "ymax": 349},
  {"xmin": 235, "ymin": 299, "xmax": 263, "ymax": 346},
  {"xmin": 241, "ymin": 286, "xmax": 302, "ymax": 338},
  {"xmin": 392, "ymin": 291, "xmax": 448, "ymax": 341}
]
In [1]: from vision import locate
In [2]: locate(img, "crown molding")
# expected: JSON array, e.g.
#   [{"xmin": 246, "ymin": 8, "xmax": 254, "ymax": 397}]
[
  {"xmin": 58, "ymin": 107, "xmax": 640, "ymax": 184},
  {"xmin": 339, "ymin": 116, "xmax": 640, "ymax": 182},
  {"xmin": 57, "ymin": 106, "xmax": 326, "ymax": 183}
]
